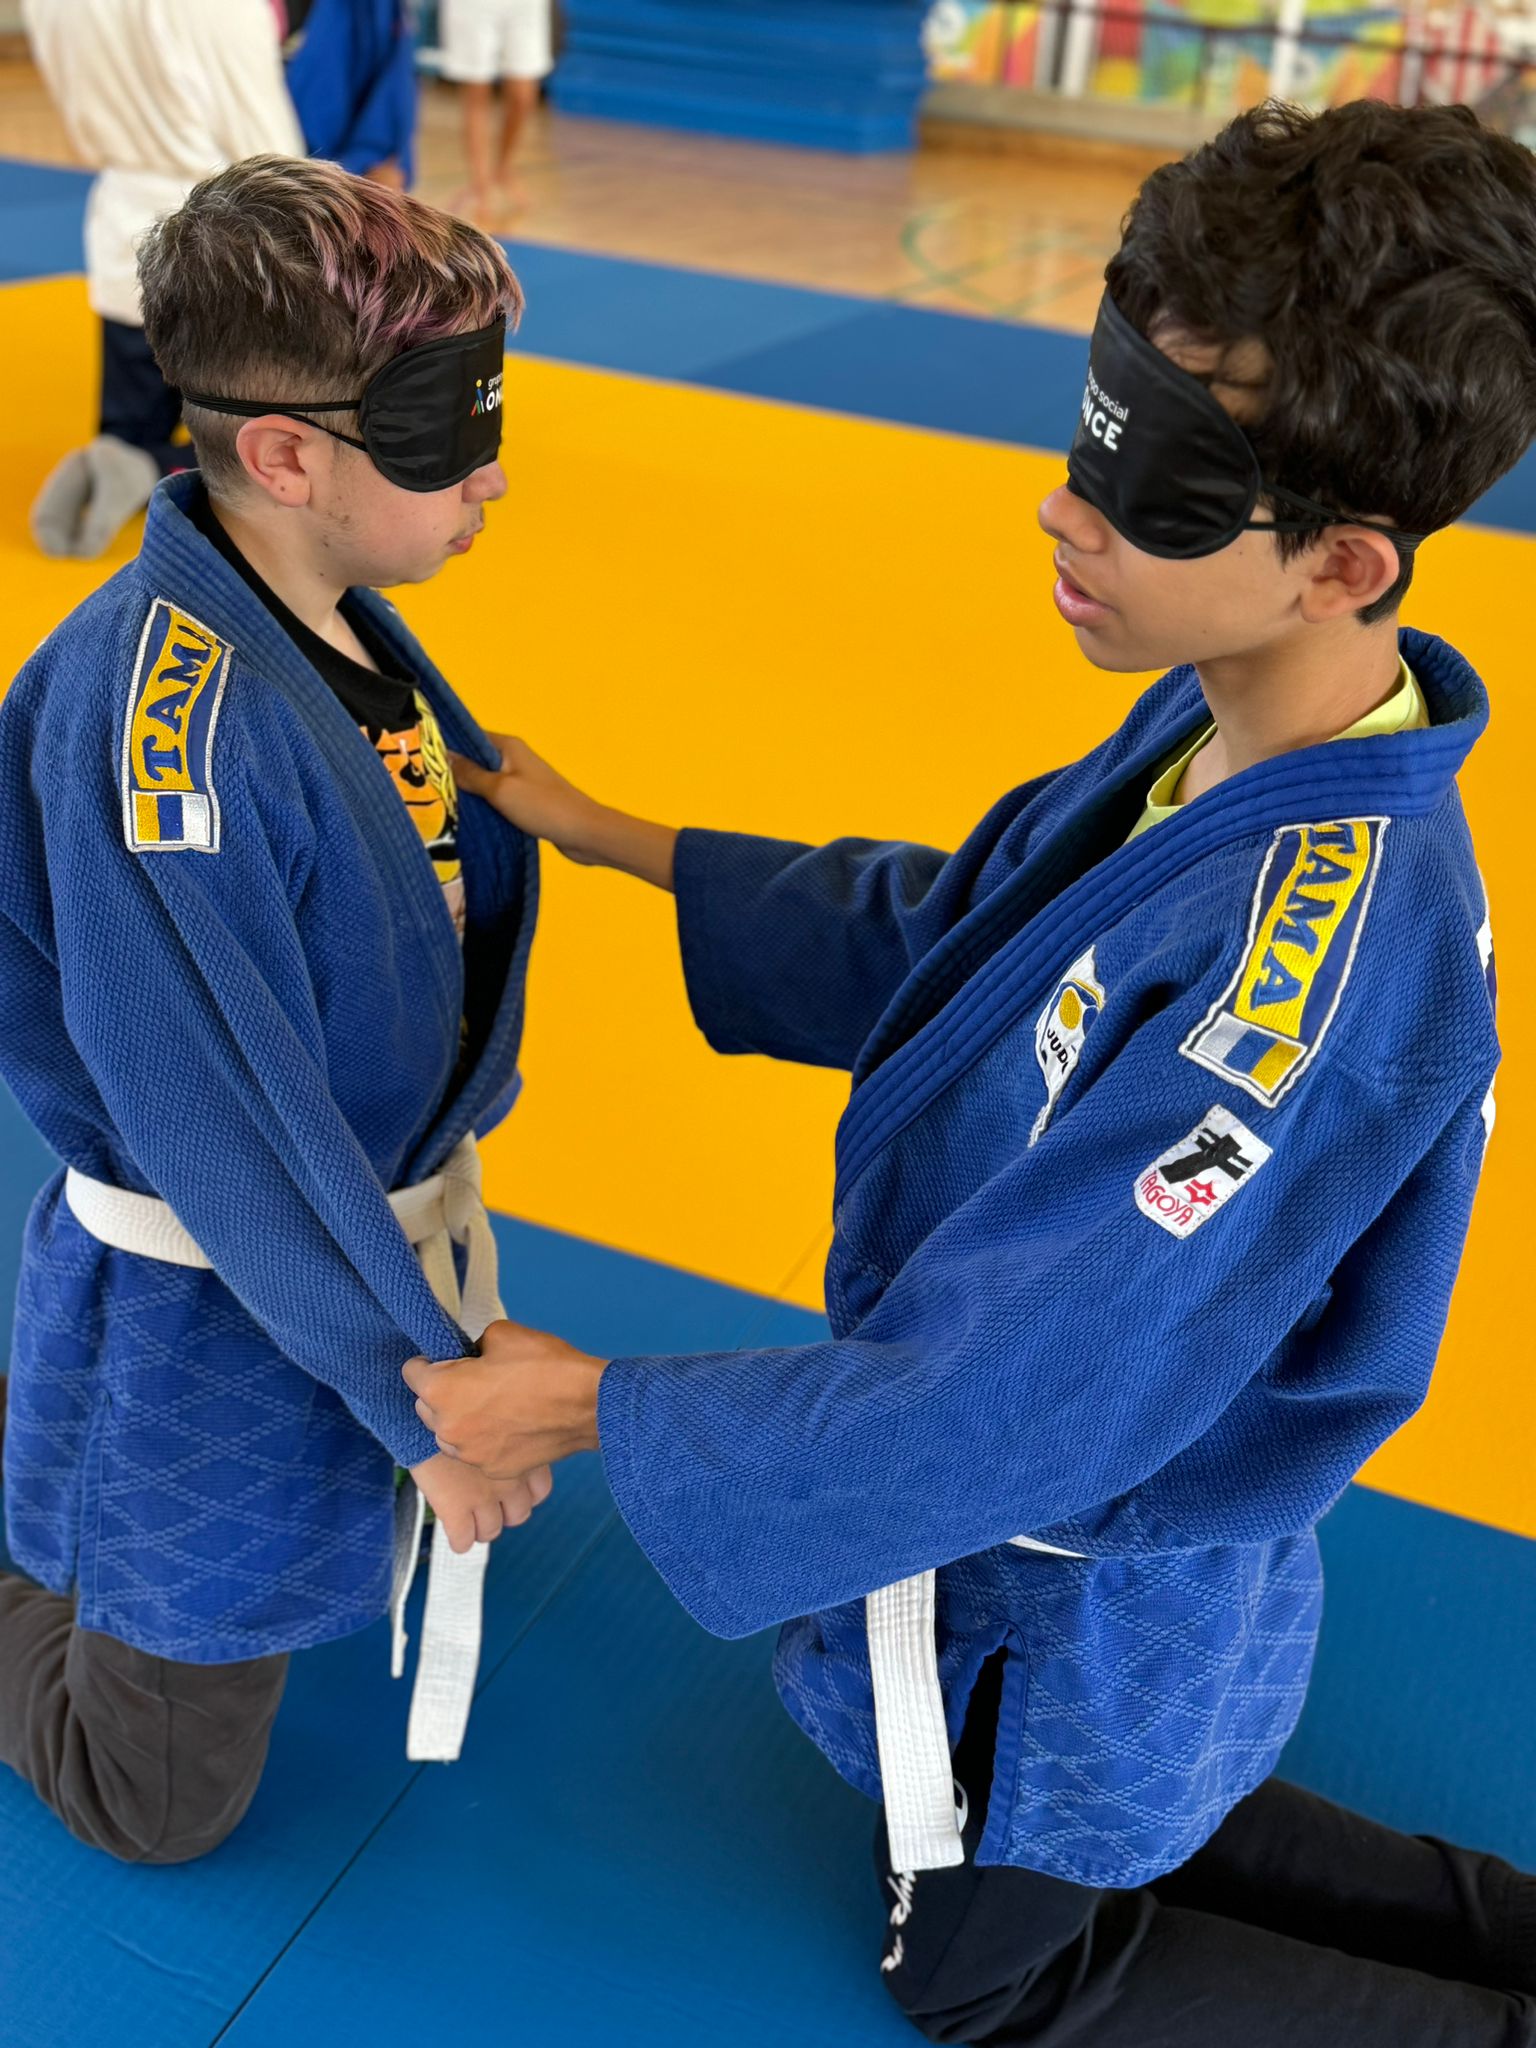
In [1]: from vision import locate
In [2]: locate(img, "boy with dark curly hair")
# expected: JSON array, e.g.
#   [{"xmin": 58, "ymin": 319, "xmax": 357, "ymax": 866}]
[{"xmin": 410, "ymin": 101, "xmax": 1536, "ymax": 2043}]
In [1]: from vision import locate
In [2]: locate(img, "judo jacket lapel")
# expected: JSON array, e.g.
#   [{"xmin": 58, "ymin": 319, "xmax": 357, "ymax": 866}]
[
  {"xmin": 144, "ymin": 483, "xmax": 539, "ymax": 1191},
  {"xmin": 349, "ymin": 588, "xmax": 541, "ymax": 1182}
]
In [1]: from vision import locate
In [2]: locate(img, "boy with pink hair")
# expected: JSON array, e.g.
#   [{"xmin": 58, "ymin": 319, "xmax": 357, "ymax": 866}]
[{"xmin": 0, "ymin": 157, "xmax": 542, "ymax": 1862}]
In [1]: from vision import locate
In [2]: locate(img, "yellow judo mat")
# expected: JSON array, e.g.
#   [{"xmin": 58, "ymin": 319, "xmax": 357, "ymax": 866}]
[{"xmin": 2, "ymin": 272, "xmax": 1530, "ymax": 1544}]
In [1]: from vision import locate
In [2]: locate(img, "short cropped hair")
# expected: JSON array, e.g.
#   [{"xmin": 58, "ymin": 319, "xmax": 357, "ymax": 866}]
[
  {"xmin": 1107, "ymin": 100, "xmax": 1536, "ymax": 621},
  {"xmin": 139, "ymin": 155, "xmax": 524, "ymax": 494}
]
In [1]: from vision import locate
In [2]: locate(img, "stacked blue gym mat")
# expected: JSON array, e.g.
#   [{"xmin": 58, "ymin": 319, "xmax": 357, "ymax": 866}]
[{"xmin": 549, "ymin": 0, "xmax": 931, "ymax": 153}]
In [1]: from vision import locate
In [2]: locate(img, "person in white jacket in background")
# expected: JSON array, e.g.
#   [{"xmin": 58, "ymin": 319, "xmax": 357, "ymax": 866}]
[{"xmin": 22, "ymin": 0, "xmax": 304, "ymax": 558}]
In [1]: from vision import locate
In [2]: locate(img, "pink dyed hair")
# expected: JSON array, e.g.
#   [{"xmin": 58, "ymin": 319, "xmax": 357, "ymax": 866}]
[{"xmin": 139, "ymin": 156, "xmax": 524, "ymax": 487}]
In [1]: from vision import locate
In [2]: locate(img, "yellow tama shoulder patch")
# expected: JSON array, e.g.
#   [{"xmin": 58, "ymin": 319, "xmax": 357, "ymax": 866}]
[
  {"xmin": 1182, "ymin": 818, "xmax": 1387, "ymax": 1107},
  {"xmin": 120, "ymin": 599, "xmax": 232, "ymax": 853}
]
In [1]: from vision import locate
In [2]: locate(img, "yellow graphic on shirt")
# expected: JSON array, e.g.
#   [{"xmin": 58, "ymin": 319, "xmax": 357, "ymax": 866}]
[
  {"xmin": 365, "ymin": 693, "xmax": 466, "ymax": 935},
  {"xmin": 367, "ymin": 697, "xmax": 458, "ymax": 875}
]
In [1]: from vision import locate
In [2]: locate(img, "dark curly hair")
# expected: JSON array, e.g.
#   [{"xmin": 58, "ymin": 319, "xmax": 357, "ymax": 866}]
[{"xmin": 1106, "ymin": 100, "xmax": 1536, "ymax": 621}]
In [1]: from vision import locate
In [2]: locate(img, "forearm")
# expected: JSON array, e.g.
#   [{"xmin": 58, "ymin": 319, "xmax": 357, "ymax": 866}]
[
  {"xmin": 449, "ymin": 737, "xmax": 681, "ymax": 891},
  {"xmin": 530, "ymin": 1349, "xmax": 607, "ymax": 1463},
  {"xmin": 571, "ymin": 805, "xmax": 680, "ymax": 893}
]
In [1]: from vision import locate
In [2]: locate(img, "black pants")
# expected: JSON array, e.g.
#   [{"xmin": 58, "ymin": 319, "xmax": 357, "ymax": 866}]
[
  {"xmin": 877, "ymin": 1656, "xmax": 1536, "ymax": 2047},
  {"xmin": 99, "ymin": 318, "xmax": 183, "ymax": 476},
  {"xmin": 0, "ymin": 1365, "xmax": 285, "ymax": 1862},
  {"xmin": 0, "ymin": 1573, "xmax": 288, "ymax": 1864}
]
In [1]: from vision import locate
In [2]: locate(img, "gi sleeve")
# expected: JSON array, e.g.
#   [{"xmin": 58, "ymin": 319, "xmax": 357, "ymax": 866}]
[
  {"xmin": 597, "ymin": 985, "xmax": 1492, "ymax": 1639},
  {"xmin": 325, "ymin": 19, "xmax": 418, "ymax": 180},
  {"xmin": 48, "ymin": 754, "xmax": 456, "ymax": 1469},
  {"xmin": 673, "ymin": 829, "xmax": 951, "ymax": 1070}
]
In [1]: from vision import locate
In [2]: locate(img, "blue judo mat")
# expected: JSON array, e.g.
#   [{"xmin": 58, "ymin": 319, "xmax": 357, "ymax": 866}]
[
  {"xmin": 0, "ymin": 1101, "xmax": 916, "ymax": 2048},
  {"xmin": 2, "ymin": 1071, "xmax": 1534, "ymax": 2044}
]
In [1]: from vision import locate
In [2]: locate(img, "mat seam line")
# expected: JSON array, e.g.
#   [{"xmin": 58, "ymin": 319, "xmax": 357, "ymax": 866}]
[
  {"xmin": 202, "ymin": 1504, "xmax": 621, "ymax": 2047},
  {"xmin": 728, "ymin": 1226, "xmax": 832, "ymax": 1350}
]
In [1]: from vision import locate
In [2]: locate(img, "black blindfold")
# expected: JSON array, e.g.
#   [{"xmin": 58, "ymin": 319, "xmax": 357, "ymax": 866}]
[
  {"xmin": 1068, "ymin": 295, "xmax": 1429, "ymax": 561},
  {"xmin": 184, "ymin": 319, "xmax": 506, "ymax": 494}
]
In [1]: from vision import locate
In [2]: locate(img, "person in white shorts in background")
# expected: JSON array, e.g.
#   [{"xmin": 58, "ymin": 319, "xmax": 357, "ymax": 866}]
[{"xmin": 441, "ymin": 0, "xmax": 553, "ymax": 222}]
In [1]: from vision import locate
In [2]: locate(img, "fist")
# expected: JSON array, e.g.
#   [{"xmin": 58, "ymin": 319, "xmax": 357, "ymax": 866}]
[{"xmin": 404, "ymin": 1319, "xmax": 606, "ymax": 1477}]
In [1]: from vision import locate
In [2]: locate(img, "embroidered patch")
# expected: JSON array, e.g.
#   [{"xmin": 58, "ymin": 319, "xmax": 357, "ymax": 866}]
[
  {"xmin": 1031, "ymin": 945, "xmax": 1106, "ymax": 1144},
  {"xmin": 120, "ymin": 599, "xmax": 232, "ymax": 853},
  {"xmin": 1181, "ymin": 818, "xmax": 1387, "ymax": 1107},
  {"xmin": 1135, "ymin": 1104, "xmax": 1272, "ymax": 1239}
]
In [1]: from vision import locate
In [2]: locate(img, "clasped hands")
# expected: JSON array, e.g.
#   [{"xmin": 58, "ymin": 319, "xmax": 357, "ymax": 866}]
[{"xmin": 404, "ymin": 1320, "xmax": 607, "ymax": 1555}]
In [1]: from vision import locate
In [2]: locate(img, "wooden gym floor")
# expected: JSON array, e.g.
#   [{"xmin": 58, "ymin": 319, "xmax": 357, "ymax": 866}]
[{"xmin": 0, "ymin": 57, "xmax": 1160, "ymax": 328}]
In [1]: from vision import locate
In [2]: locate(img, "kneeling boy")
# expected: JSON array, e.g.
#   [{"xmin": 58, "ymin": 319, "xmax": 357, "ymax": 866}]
[
  {"xmin": 412, "ymin": 102, "xmax": 1536, "ymax": 2043},
  {"xmin": 0, "ymin": 157, "xmax": 541, "ymax": 1863}
]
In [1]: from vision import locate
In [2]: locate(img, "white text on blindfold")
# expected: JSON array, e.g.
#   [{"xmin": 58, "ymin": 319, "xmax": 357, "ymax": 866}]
[{"xmin": 1082, "ymin": 365, "xmax": 1129, "ymax": 451}]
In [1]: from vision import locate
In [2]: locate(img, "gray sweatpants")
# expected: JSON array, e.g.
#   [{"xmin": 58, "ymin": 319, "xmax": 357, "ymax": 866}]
[{"xmin": 0, "ymin": 1571, "xmax": 288, "ymax": 1864}]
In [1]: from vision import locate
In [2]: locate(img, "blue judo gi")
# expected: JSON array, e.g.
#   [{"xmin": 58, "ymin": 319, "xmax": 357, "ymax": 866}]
[
  {"xmin": 0, "ymin": 474, "xmax": 536, "ymax": 1661},
  {"xmin": 285, "ymin": 0, "xmax": 418, "ymax": 184},
  {"xmin": 597, "ymin": 629, "xmax": 1498, "ymax": 1886}
]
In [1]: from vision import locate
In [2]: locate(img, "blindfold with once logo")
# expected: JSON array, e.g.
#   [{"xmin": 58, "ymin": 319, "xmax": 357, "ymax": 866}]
[
  {"xmin": 1068, "ymin": 294, "xmax": 1428, "ymax": 560},
  {"xmin": 184, "ymin": 318, "xmax": 507, "ymax": 493}
]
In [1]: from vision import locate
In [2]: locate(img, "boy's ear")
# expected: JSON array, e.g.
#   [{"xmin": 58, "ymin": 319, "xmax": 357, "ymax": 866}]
[
  {"xmin": 1297, "ymin": 526, "xmax": 1403, "ymax": 622},
  {"xmin": 233, "ymin": 416, "xmax": 324, "ymax": 508}
]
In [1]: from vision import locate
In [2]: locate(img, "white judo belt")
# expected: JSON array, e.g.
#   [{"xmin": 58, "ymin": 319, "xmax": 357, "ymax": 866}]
[
  {"xmin": 868, "ymin": 1533, "xmax": 1084, "ymax": 1874},
  {"xmin": 64, "ymin": 1132, "xmax": 503, "ymax": 1766}
]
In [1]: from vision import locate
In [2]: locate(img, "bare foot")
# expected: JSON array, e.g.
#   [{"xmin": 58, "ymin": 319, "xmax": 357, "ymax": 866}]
[
  {"xmin": 449, "ymin": 183, "xmax": 497, "ymax": 226},
  {"xmin": 492, "ymin": 175, "xmax": 530, "ymax": 224}
]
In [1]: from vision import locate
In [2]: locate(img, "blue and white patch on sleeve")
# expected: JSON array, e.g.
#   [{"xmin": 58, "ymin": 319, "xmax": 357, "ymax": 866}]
[
  {"xmin": 1181, "ymin": 818, "xmax": 1387, "ymax": 1108},
  {"xmin": 120, "ymin": 599, "xmax": 232, "ymax": 854},
  {"xmin": 1031, "ymin": 945, "xmax": 1106, "ymax": 1144}
]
